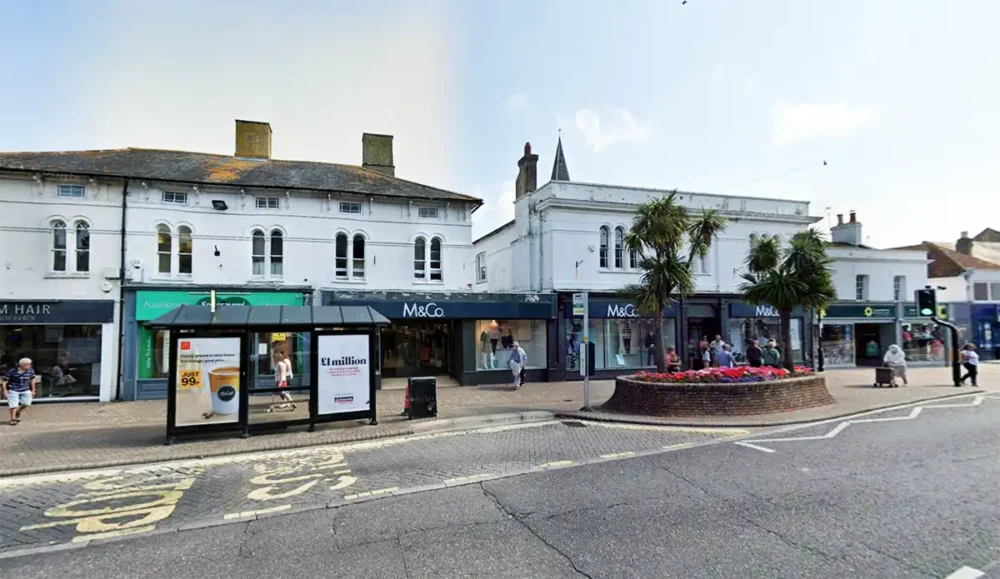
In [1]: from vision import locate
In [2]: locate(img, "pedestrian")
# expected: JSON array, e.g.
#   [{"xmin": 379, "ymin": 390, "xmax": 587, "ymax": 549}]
[
  {"xmin": 269, "ymin": 351, "xmax": 296, "ymax": 412},
  {"xmin": 959, "ymin": 343, "xmax": 979, "ymax": 387},
  {"xmin": 509, "ymin": 340, "xmax": 526, "ymax": 390},
  {"xmin": 746, "ymin": 340, "xmax": 763, "ymax": 368},
  {"xmin": 644, "ymin": 332, "xmax": 656, "ymax": 366},
  {"xmin": 716, "ymin": 343, "xmax": 735, "ymax": 368},
  {"xmin": 763, "ymin": 340, "xmax": 781, "ymax": 368},
  {"xmin": 882, "ymin": 344, "xmax": 908, "ymax": 386},
  {"xmin": 710, "ymin": 335, "xmax": 725, "ymax": 357},
  {"xmin": 2, "ymin": 357, "xmax": 38, "ymax": 426},
  {"xmin": 665, "ymin": 346, "xmax": 681, "ymax": 373}
]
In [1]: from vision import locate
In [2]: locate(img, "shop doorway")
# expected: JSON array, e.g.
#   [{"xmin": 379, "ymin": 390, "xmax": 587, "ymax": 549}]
[
  {"xmin": 381, "ymin": 322, "xmax": 451, "ymax": 378},
  {"xmin": 687, "ymin": 317, "xmax": 720, "ymax": 366},
  {"xmin": 855, "ymin": 323, "xmax": 893, "ymax": 366}
]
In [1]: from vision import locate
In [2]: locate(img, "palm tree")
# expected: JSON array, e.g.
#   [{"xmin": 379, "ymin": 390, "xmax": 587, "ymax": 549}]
[
  {"xmin": 739, "ymin": 229, "xmax": 837, "ymax": 370},
  {"xmin": 622, "ymin": 192, "xmax": 726, "ymax": 372}
]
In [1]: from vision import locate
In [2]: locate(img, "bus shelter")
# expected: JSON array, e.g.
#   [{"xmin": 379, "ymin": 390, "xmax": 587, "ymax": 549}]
[{"xmin": 147, "ymin": 304, "xmax": 390, "ymax": 444}]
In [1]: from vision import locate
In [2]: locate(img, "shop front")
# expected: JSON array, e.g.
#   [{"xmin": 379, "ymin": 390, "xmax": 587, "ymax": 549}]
[
  {"xmin": 819, "ymin": 302, "xmax": 948, "ymax": 368},
  {"xmin": 727, "ymin": 303, "xmax": 806, "ymax": 364},
  {"xmin": 0, "ymin": 299, "xmax": 116, "ymax": 401},
  {"xmin": 323, "ymin": 292, "xmax": 556, "ymax": 386},
  {"xmin": 123, "ymin": 289, "xmax": 310, "ymax": 400},
  {"xmin": 970, "ymin": 303, "xmax": 1000, "ymax": 361},
  {"xmin": 554, "ymin": 294, "xmax": 678, "ymax": 381}
]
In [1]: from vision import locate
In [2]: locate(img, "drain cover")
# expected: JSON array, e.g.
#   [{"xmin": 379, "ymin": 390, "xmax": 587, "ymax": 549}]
[{"xmin": 561, "ymin": 420, "xmax": 588, "ymax": 428}]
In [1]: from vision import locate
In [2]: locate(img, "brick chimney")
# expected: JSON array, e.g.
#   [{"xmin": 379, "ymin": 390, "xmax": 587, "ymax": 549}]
[
  {"xmin": 361, "ymin": 133, "xmax": 395, "ymax": 177},
  {"xmin": 235, "ymin": 120, "xmax": 272, "ymax": 159},
  {"xmin": 515, "ymin": 142, "xmax": 538, "ymax": 199},
  {"xmin": 831, "ymin": 210, "xmax": 863, "ymax": 246},
  {"xmin": 956, "ymin": 231, "xmax": 973, "ymax": 255}
]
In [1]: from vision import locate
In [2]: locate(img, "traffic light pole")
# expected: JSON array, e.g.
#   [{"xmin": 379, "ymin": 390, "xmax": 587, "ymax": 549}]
[{"xmin": 932, "ymin": 317, "xmax": 962, "ymax": 386}]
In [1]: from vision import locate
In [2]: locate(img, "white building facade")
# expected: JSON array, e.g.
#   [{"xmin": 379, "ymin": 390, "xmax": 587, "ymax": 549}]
[
  {"xmin": 1, "ymin": 121, "xmax": 490, "ymax": 399},
  {"xmin": 0, "ymin": 173, "xmax": 125, "ymax": 401},
  {"xmin": 475, "ymin": 141, "xmax": 823, "ymax": 381}
]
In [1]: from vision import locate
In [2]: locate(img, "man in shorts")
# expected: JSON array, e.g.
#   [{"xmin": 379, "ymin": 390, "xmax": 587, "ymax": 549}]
[{"xmin": 2, "ymin": 357, "xmax": 39, "ymax": 425}]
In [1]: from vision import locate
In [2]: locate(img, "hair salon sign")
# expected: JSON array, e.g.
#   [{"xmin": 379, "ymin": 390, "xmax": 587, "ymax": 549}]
[{"xmin": 0, "ymin": 300, "xmax": 114, "ymax": 325}]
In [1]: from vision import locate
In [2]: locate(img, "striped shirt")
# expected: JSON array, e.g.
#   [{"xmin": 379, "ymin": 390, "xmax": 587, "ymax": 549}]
[{"xmin": 4, "ymin": 368, "xmax": 36, "ymax": 392}]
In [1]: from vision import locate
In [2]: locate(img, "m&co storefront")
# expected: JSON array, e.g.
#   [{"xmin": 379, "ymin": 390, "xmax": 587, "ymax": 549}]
[{"xmin": 122, "ymin": 289, "xmax": 310, "ymax": 400}]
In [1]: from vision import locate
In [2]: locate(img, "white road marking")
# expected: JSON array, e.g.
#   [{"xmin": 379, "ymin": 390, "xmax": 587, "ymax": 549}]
[
  {"xmin": 344, "ymin": 487, "xmax": 398, "ymax": 500},
  {"xmin": 944, "ymin": 566, "xmax": 985, "ymax": 579},
  {"xmin": 223, "ymin": 505, "xmax": 291, "ymax": 520},
  {"xmin": 735, "ymin": 394, "xmax": 992, "ymax": 453},
  {"xmin": 733, "ymin": 442, "xmax": 776, "ymax": 454},
  {"xmin": 540, "ymin": 460, "xmax": 573, "ymax": 468},
  {"xmin": 600, "ymin": 451, "xmax": 636, "ymax": 459}
]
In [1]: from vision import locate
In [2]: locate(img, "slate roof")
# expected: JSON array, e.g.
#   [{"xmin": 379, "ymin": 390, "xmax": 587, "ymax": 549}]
[
  {"xmin": 890, "ymin": 242, "xmax": 1000, "ymax": 278},
  {"xmin": 551, "ymin": 137, "xmax": 570, "ymax": 181},
  {"xmin": 146, "ymin": 305, "xmax": 390, "ymax": 328},
  {"xmin": 0, "ymin": 148, "xmax": 480, "ymax": 204}
]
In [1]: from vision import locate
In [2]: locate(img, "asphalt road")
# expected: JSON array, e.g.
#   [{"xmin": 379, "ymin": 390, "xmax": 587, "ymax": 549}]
[{"xmin": 4, "ymin": 393, "xmax": 999, "ymax": 579}]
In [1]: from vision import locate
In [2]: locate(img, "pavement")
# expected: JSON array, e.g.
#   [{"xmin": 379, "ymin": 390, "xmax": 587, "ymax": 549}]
[
  {"xmin": 0, "ymin": 365, "xmax": 995, "ymax": 476},
  {"xmin": 3, "ymin": 390, "xmax": 997, "ymax": 578}
]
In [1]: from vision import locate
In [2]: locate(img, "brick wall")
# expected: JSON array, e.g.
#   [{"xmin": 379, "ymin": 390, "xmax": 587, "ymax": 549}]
[{"xmin": 603, "ymin": 375, "xmax": 834, "ymax": 417}]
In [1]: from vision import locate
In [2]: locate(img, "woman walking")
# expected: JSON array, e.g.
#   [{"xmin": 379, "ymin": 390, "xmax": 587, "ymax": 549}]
[
  {"xmin": 960, "ymin": 343, "xmax": 979, "ymax": 387},
  {"xmin": 882, "ymin": 344, "xmax": 908, "ymax": 386},
  {"xmin": 509, "ymin": 341, "xmax": 526, "ymax": 390}
]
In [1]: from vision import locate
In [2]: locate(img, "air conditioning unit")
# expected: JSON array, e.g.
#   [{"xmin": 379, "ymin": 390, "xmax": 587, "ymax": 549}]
[{"xmin": 102, "ymin": 267, "xmax": 121, "ymax": 280}]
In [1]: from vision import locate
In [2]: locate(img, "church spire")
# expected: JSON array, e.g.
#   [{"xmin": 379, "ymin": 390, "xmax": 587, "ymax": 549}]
[{"xmin": 551, "ymin": 132, "xmax": 570, "ymax": 181}]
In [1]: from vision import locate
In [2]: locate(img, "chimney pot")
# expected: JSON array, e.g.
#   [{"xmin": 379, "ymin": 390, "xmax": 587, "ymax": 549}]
[
  {"xmin": 836, "ymin": 214, "xmax": 844, "ymax": 225},
  {"xmin": 849, "ymin": 211, "xmax": 856, "ymax": 223},
  {"xmin": 956, "ymin": 231, "xmax": 973, "ymax": 255},
  {"xmin": 235, "ymin": 120, "xmax": 272, "ymax": 159},
  {"xmin": 515, "ymin": 141, "xmax": 539, "ymax": 200},
  {"xmin": 361, "ymin": 133, "xmax": 395, "ymax": 177},
  {"xmin": 960, "ymin": 231, "xmax": 969, "ymax": 238}
]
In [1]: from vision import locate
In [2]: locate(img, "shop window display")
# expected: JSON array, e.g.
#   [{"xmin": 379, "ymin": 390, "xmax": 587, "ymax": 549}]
[
  {"xmin": 0, "ymin": 325, "xmax": 103, "ymax": 398},
  {"xmin": 476, "ymin": 320, "xmax": 546, "ymax": 371},
  {"xmin": 566, "ymin": 318, "xmax": 675, "ymax": 371},
  {"xmin": 727, "ymin": 318, "xmax": 803, "ymax": 364},
  {"xmin": 901, "ymin": 323, "xmax": 946, "ymax": 362},
  {"xmin": 821, "ymin": 324, "xmax": 855, "ymax": 366}
]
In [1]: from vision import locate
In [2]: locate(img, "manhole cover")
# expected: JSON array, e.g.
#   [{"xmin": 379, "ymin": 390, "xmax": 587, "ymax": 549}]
[{"xmin": 561, "ymin": 420, "xmax": 588, "ymax": 428}]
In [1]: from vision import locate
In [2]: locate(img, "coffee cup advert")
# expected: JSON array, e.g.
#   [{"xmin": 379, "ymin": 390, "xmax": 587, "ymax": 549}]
[{"xmin": 174, "ymin": 337, "xmax": 241, "ymax": 427}]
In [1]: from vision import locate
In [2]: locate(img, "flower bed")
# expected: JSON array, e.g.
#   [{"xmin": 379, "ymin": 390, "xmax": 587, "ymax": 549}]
[
  {"xmin": 603, "ymin": 370, "xmax": 832, "ymax": 417},
  {"xmin": 634, "ymin": 366, "xmax": 814, "ymax": 384}
]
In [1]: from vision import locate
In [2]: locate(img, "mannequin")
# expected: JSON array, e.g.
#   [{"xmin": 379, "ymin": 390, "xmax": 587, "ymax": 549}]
[
  {"xmin": 488, "ymin": 321, "xmax": 500, "ymax": 354},
  {"xmin": 480, "ymin": 327, "xmax": 492, "ymax": 369},
  {"xmin": 621, "ymin": 321, "xmax": 633, "ymax": 355}
]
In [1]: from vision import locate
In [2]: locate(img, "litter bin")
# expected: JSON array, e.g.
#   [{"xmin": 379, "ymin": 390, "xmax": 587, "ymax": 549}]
[{"xmin": 407, "ymin": 377, "xmax": 437, "ymax": 419}]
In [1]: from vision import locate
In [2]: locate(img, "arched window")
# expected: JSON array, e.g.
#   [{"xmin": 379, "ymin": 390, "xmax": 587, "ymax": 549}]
[
  {"xmin": 414, "ymin": 238, "xmax": 426, "ymax": 279},
  {"xmin": 599, "ymin": 227, "xmax": 610, "ymax": 268},
  {"xmin": 269, "ymin": 230, "xmax": 283, "ymax": 276},
  {"xmin": 352, "ymin": 234, "xmax": 365, "ymax": 279},
  {"xmin": 614, "ymin": 227, "xmax": 625, "ymax": 269},
  {"xmin": 74, "ymin": 221, "xmax": 91, "ymax": 273},
  {"xmin": 157, "ymin": 225, "xmax": 172, "ymax": 274},
  {"xmin": 51, "ymin": 220, "xmax": 67, "ymax": 272},
  {"xmin": 251, "ymin": 230, "xmax": 266, "ymax": 276},
  {"xmin": 177, "ymin": 226, "xmax": 192, "ymax": 275},
  {"xmin": 430, "ymin": 237, "xmax": 442, "ymax": 281},
  {"xmin": 335, "ymin": 233, "xmax": 349, "ymax": 279}
]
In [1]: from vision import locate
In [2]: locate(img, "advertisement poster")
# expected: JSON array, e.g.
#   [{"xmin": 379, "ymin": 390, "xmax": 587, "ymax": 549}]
[
  {"xmin": 174, "ymin": 337, "xmax": 241, "ymax": 427},
  {"xmin": 317, "ymin": 334, "xmax": 371, "ymax": 415}
]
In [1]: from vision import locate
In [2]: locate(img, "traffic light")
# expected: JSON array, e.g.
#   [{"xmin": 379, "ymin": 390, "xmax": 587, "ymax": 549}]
[{"xmin": 915, "ymin": 289, "xmax": 937, "ymax": 317}]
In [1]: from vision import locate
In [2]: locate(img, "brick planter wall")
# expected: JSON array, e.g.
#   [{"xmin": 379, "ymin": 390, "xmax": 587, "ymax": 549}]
[{"xmin": 603, "ymin": 375, "xmax": 834, "ymax": 417}]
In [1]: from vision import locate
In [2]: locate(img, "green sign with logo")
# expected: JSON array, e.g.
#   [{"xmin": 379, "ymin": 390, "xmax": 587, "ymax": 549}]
[
  {"xmin": 822, "ymin": 304, "xmax": 896, "ymax": 319},
  {"xmin": 135, "ymin": 290, "xmax": 305, "ymax": 321},
  {"xmin": 135, "ymin": 291, "xmax": 305, "ymax": 379}
]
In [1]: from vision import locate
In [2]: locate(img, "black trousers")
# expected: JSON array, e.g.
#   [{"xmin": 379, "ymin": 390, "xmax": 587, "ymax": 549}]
[{"xmin": 961, "ymin": 363, "xmax": 978, "ymax": 385}]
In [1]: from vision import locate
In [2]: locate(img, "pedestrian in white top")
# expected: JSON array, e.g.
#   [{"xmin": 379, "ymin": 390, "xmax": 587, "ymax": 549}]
[
  {"xmin": 960, "ymin": 343, "xmax": 979, "ymax": 387},
  {"xmin": 882, "ymin": 344, "xmax": 908, "ymax": 386},
  {"xmin": 269, "ymin": 352, "xmax": 297, "ymax": 411},
  {"xmin": 509, "ymin": 341, "xmax": 526, "ymax": 390}
]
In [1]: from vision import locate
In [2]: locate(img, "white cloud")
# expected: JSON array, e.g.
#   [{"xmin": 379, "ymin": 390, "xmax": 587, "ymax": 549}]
[
  {"xmin": 772, "ymin": 101, "xmax": 878, "ymax": 147},
  {"xmin": 574, "ymin": 108, "xmax": 650, "ymax": 153},
  {"xmin": 472, "ymin": 180, "xmax": 516, "ymax": 240},
  {"xmin": 504, "ymin": 92, "xmax": 529, "ymax": 112}
]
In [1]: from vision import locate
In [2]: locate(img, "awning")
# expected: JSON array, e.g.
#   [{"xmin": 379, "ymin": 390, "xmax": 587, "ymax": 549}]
[{"xmin": 146, "ymin": 305, "xmax": 391, "ymax": 329}]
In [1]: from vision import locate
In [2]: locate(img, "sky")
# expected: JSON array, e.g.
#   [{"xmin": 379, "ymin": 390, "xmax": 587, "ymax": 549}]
[{"xmin": 1, "ymin": 0, "xmax": 997, "ymax": 248}]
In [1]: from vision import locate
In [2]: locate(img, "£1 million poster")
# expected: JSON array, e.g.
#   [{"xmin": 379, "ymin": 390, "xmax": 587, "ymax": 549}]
[
  {"xmin": 174, "ymin": 337, "xmax": 241, "ymax": 426},
  {"xmin": 317, "ymin": 334, "xmax": 371, "ymax": 415}
]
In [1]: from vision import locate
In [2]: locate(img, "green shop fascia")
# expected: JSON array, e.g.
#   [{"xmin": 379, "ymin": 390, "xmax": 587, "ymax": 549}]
[{"xmin": 135, "ymin": 290, "xmax": 306, "ymax": 379}]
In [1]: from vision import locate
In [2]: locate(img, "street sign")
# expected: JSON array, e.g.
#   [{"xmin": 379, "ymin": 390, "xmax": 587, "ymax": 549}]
[{"xmin": 572, "ymin": 293, "xmax": 585, "ymax": 317}]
